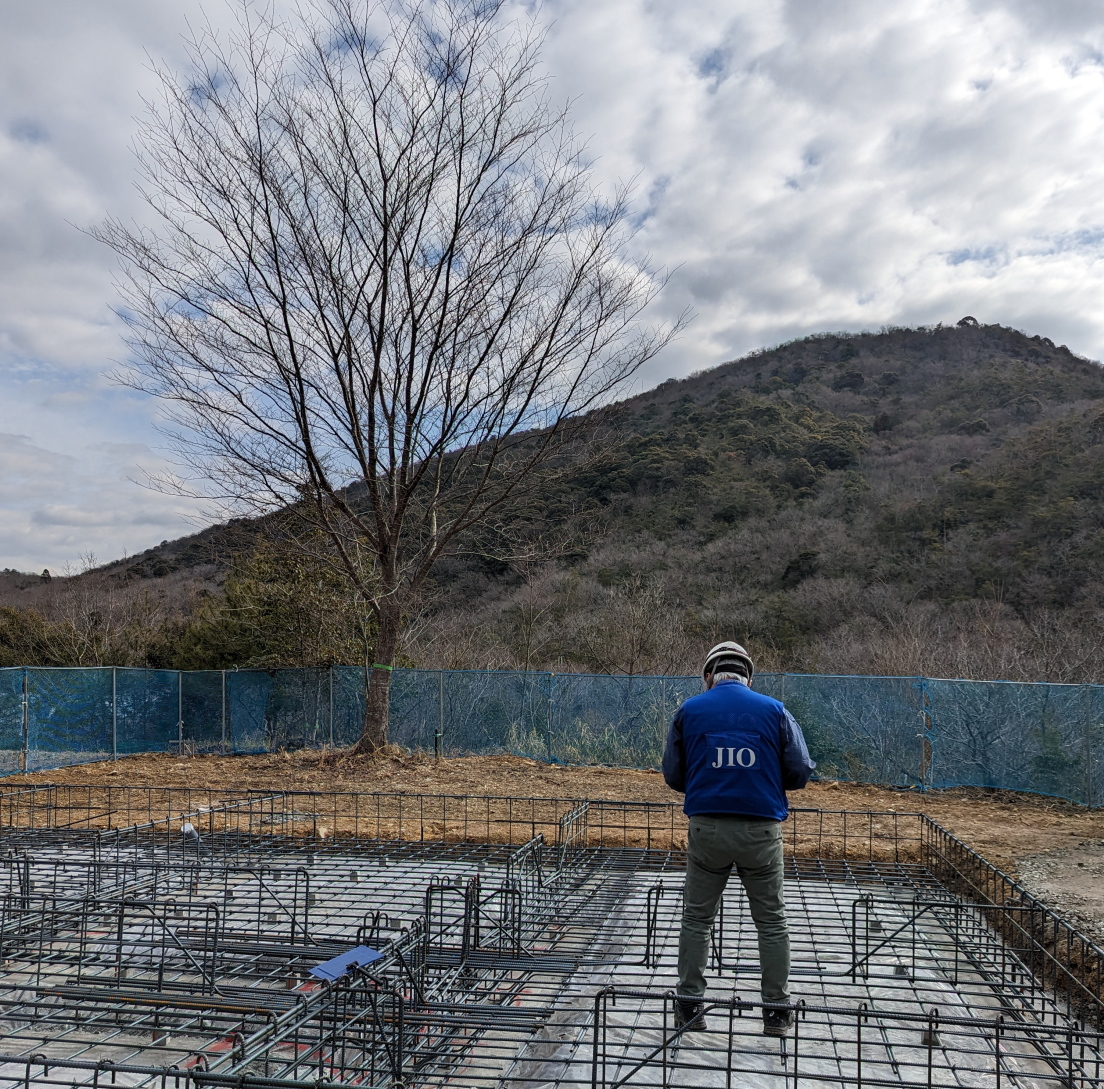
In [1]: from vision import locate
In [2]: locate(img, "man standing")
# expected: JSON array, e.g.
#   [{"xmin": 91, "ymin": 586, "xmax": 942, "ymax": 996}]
[{"xmin": 662, "ymin": 641, "xmax": 816, "ymax": 1037}]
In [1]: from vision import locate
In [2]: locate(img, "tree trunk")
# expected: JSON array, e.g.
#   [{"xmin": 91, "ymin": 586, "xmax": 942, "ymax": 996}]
[{"xmin": 353, "ymin": 601, "xmax": 401, "ymax": 754}]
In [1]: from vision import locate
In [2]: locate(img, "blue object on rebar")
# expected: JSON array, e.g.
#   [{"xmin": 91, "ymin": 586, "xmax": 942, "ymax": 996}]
[{"xmin": 310, "ymin": 945, "xmax": 383, "ymax": 980}]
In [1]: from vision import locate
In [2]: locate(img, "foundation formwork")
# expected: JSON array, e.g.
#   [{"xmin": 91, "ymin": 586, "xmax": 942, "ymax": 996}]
[{"xmin": 0, "ymin": 787, "xmax": 1101, "ymax": 1089}]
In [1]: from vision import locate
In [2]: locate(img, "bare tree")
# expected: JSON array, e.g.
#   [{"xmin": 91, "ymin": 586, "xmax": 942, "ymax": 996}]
[
  {"xmin": 571, "ymin": 575, "xmax": 695, "ymax": 676},
  {"xmin": 98, "ymin": 0, "xmax": 681, "ymax": 751}
]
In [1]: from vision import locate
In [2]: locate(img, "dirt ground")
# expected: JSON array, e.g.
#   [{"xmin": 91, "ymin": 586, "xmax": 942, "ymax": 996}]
[
  {"xmin": 7, "ymin": 750, "xmax": 1104, "ymax": 882},
  {"xmin": 1015, "ymin": 846, "xmax": 1104, "ymax": 943}
]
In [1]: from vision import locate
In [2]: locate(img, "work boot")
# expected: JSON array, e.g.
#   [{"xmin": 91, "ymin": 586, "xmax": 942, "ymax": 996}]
[
  {"xmin": 673, "ymin": 997, "xmax": 707, "ymax": 1033},
  {"xmin": 762, "ymin": 1005, "xmax": 794, "ymax": 1037}
]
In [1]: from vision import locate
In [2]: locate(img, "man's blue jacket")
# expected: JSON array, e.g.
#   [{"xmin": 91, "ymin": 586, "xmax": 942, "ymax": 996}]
[{"xmin": 662, "ymin": 679, "xmax": 816, "ymax": 821}]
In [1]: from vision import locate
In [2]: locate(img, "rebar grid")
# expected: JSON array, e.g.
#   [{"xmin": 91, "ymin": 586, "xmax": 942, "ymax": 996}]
[
  {"xmin": 0, "ymin": 788, "xmax": 1100, "ymax": 1089},
  {"xmin": 589, "ymin": 991, "xmax": 1104, "ymax": 1089},
  {"xmin": 0, "ymin": 788, "xmax": 923, "ymax": 857}
]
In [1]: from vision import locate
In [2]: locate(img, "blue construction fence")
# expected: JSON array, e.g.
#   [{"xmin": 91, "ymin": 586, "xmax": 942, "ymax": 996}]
[{"xmin": 0, "ymin": 667, "xmax": 1101, "ymax": 804}]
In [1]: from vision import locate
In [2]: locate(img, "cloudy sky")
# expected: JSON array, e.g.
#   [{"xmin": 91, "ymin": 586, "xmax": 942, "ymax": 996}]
[{"xmin": 2, "ymin": 0, "xmax": 1104, "ymax": 572}]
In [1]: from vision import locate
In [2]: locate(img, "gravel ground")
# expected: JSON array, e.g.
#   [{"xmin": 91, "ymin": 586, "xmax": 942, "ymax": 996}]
[{"xmin": 1016, "ymin": 840, "xmax": 1104, "ymax": 943}]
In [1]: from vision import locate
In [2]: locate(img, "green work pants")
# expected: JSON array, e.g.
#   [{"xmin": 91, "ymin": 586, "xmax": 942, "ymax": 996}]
[{"xmin": 677, "ymin": 814, "xmax": 790, "ymax": 1003}]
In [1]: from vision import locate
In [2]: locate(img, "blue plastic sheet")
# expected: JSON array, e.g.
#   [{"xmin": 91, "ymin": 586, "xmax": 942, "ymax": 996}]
[
  {"xmin": 0, "ymin": 668, "xmax": 24, "ymax": 774},
  {"xmin": 25, "ymin": 667, "xmax": 111, "ymax": 772},
  {"xmin": 310, "ymin": 945, "xmax": 382, "ymax": 981},
  {"xmin": 1, "ymin": 666, "xmax": 1101, "ymax": 806}
]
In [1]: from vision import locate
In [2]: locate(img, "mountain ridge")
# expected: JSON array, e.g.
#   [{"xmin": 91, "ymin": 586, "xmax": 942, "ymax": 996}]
[
  {"xmin": 4, "ymin": 320, "xmax": 1104, "ymax": 681},
  {"xmin": 414, "ymin": 320, "xmax": 1104, "ymax": 679}
]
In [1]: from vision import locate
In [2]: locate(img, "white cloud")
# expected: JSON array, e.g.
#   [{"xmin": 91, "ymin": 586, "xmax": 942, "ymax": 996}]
[
  {"xmin": 3, "ymin": 0, "xmax": 1104, "ymax": 567},
  {"xmin": 0, "ymin": 431, "xmax": 197, "ymax": 571},
  {"xmin": 537, "ymin": 0, "xmax": 1104, "ymax": 381}
]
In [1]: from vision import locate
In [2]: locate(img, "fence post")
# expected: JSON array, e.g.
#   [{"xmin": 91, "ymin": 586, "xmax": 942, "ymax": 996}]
[
  {"xmin": 20, "ymin": 667, "xmax": 28, "ymax": 773},
  {"xmin": 177, "ymin": 671, "xmax": 184, "ymax": 753},
  {"xmin": 435, "ymin": 671, "xmax": 444, "ymax": 760},
  {"xmin": 916, "ymin": 675, "xmax": 934, "ymax": 791},
  {"xmin": 221, "ymin": 669, "xmax": 227, "ymax": 751},
  {"xmin": 329, "ymin": 666, "xmax": 334, "ymax": 748},
  {"xmin": 1083, "ymin": 684, "xmax": 1095, "ymax": 809},
  {"xmin": 111, "ymin": 666, "xmax": 117, "ymax": 761},
  {"xmin": 546, "ymin": 672, "xmax": 555, "ymax": 764}
]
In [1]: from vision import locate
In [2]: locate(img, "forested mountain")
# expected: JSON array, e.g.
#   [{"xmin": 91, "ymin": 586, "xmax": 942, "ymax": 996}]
[
  {"xmin": 416, "ymin": 320, "xmax": 1104, "ymax": 681},
  {"xmin": 5, "ymin": 320, "xmax": 1104, "ymax": 681}
]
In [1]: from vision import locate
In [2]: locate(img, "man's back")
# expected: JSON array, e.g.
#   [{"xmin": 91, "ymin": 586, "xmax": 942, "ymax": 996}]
[
  {"xmin": 663, "ymin": 643, "xmax": 815, "ymax": 1038},
  {"xmin": 662, "ymin": 679, "xmax": 813, "ymax": 821}
]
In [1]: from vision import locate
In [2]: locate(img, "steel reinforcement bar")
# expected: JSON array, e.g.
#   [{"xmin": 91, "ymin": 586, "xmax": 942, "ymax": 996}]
[
  {"xmin": 922, "ymin": 816, "xmax": 1104, "ymax": 1028},
  {"xmin": 590, "ymin": 988, "xmax": 1104, "ymax": 1089},
  {"xmin": 3, "ymin": 788, "xmax": 1102, "ymax": 1028},
  {"xmin": 2, "ymin": 785, "xmax": 931, "ymax": 857}
]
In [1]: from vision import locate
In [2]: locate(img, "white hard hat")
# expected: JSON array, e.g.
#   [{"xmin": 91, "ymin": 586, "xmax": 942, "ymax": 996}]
[{"xmin": 702, "ymin": 641, "xmax": 755, "ymax": 682}]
